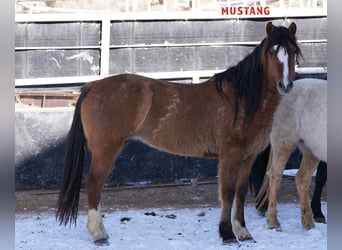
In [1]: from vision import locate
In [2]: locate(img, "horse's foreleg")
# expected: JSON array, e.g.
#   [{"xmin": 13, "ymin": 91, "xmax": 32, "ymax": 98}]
[
  {"xmin": 232, "ymin": 156, "xmax": 256, "ymax": 242},
  {"xmin": 266, "ymin": 145, "xmax": 294, "ymax": 230},
  {"xmin": 218, "ymin": 157, "xmax": 238, "ymax": 243},
  {"xmin": 296, "ymin": 148, "xmax": 320, "ymax": 230}
]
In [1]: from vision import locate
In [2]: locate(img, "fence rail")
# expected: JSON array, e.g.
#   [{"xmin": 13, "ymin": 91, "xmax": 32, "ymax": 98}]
[{"xmin": 15, "ymin": 67, "xmax": 327, "ymax": 87}]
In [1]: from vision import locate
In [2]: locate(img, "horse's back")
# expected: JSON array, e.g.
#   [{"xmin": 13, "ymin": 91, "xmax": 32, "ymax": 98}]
[
  {"xmin": 80, "ymin": 74, "xmax": 157, "ymax": 147},
  {"xmin": 80, "ymin": 73, "xmax": 220, "ymax": 157},
  {"xmin": 276, "ymin": 78, "xmax": 327, "ymax": 161}
]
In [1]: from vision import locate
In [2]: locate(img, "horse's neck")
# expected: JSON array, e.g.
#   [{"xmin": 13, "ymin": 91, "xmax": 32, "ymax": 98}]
[{"xmin": 257, "ymin": 77, "xmax": 281, "ymax": 122}]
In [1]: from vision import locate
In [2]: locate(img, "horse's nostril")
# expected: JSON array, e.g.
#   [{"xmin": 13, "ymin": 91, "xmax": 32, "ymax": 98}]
[
  {"xmin": 278, "ymin": 81, "xmax": 285, "ymax": 92},
  {"xmin": 286, "ymin": 81, "xmax": 294, "ymax": 93},
  {"xmin": 278, "ymin": 80, "xmax": 293, "ymax": 94}
]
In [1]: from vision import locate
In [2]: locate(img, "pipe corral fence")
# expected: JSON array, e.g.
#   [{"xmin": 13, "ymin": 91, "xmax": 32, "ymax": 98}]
[{"xmin": 15, "ymin": 0, "xmax": 327, "ymax": 189}]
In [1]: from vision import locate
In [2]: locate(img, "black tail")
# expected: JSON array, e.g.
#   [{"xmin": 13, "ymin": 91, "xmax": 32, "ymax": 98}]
[
  {"xmin": 249, "ymin": 145, "xmax": 271, "ymax": 213},
  {"xmin": 56, "ymin": 84, "xmax": 92, "ymax": 226}
]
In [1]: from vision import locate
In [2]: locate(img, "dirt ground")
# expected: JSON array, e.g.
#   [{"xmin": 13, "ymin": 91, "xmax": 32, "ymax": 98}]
[{"xmin": 15, "ymin": 176, "xmax": 327, "ymax": 215}]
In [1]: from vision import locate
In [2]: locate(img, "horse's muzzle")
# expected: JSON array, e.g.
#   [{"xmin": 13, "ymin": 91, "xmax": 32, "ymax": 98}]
[{"xmin": 277, "ymin": 80, "xmax": 293, "ymax": 95}]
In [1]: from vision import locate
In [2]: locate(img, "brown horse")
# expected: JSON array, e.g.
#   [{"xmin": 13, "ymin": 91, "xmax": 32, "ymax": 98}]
[{"xmin": 56, "ymin": 22, "xmax": 301, "ymax": 245}]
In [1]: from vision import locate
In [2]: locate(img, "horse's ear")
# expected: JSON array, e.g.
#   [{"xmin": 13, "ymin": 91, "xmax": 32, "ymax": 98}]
[
  {"xmin": 288, "ymin": 22, "xmax": 297, "ymax": 35},
  {"xmin": 266, "ymin": 22, "xmax": 274, "ymax": 36}
]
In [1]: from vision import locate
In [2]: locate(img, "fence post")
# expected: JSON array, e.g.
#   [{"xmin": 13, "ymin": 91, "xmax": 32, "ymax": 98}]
[{"xmin": 100, "ymin": 16, "xmax": 111, "ymax": 78}]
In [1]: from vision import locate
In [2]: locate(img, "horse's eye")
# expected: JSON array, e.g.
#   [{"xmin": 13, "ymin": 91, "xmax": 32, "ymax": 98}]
[
  {"xmin": 270, "ymin": 45, "xmax": 278, "ymax": 54},
  {"xmin": 269, "ymin": 48, "xmax": 276, "ymax": 55}
]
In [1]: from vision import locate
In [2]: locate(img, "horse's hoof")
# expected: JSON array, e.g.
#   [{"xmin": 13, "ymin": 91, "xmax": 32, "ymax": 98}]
[
  {"xmin": 268, "ymin": 224, "xmax": 282, "ymax": 231},
  {"xmin": 314, "ymin": 217, "xmax": 326, "ymax": 224},
  {"xmin": 267, "ymin": 218, "xmax": 281, "ymax": 230},
  {"xmin": 303, "ymin": 222, "xmax": 315, "ymax": 230},
  {"xmin": 94, "ymin": 238, "xmax": 110, "ymax": 246},
  {"xmin": 222, "ymin": 238, "xmax": 239, "ymax": 245},
  {"xmin": 238, "ymin": 236, "xmax": 256, "ymax": 243}
]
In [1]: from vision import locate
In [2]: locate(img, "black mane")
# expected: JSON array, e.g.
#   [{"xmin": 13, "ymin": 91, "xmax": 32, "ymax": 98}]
[
  {"xmin": 214, "ymin": 41, "xmax": 264, "ymax": 127},
  {"xmin": 263, "ymin": 26, "xmax": 302, "ymax": 57},
  {"xmin": 213, "ymin": 26, "xmax": 302, "ymax": 127}
]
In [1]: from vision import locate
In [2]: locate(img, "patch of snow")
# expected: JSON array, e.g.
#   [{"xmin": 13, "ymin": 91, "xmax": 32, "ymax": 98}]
[
  {"xmin": 15, "ymin": 203, "xmax": 327, "ymax": 249},
  {"xmin": 284, "ymin": 169, "xmax": 317, "ymax": 177}
]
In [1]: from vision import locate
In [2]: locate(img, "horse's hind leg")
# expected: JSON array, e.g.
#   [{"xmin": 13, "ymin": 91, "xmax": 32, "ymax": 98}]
[
  {"xmin": 311, "ymin": 162, "xmax": 327, "ymax": 223},
  {"xmin": 85, "ymin": 141, "xmax": 125, "ymax": 245},
  {"xmin": 266, "ymin": 145, "xmax": 295, "ymax": 230},
  {"xmin": 296, "ymin": 146, "xmax": 320, "ymax": 229}
]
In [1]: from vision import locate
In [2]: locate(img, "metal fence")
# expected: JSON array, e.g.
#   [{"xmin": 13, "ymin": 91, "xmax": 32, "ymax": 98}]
[{"xmin": 15, "ymin": 0, "xmax": 327, "ymax": 87}]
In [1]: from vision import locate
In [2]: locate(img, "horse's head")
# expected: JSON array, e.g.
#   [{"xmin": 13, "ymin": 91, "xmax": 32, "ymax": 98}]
[{"xmin": 262, "ymin": 22, "xmax": 301, "ymax": 95}]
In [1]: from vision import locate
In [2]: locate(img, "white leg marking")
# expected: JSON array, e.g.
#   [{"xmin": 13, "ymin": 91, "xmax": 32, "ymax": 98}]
[
  {"xmin": 232, "ymin": 219, "xmax": 252, "ymax": 241},
  {"xmin": 232, "ymin": 200, "xmax": 253, "ymax": 241},
  {"xmin": 87, "ymin": 208, "xmax": 108, "ymax": 241}
]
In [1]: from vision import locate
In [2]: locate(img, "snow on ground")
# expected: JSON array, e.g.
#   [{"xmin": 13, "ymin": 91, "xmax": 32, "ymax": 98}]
[
  {"xmin": 15, "ymin": 202, "xmax": 327, "ymax": 250},
  {"xmin": 16, "ymin": 170, "xmax": 326, "ymax": 249}
]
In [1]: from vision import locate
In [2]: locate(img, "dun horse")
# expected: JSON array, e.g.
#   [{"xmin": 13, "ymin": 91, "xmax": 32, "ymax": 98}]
[
  {"xmin": 250, "ymin": 146, "xmax": 327, "ymax": 224},
  {"xmin": 56, "ymin": 22, "xmax": 301, "ymax": 245},
  {"xmin": 253, "ymin": 78, "xmax": 327, "ymax": 230}
]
